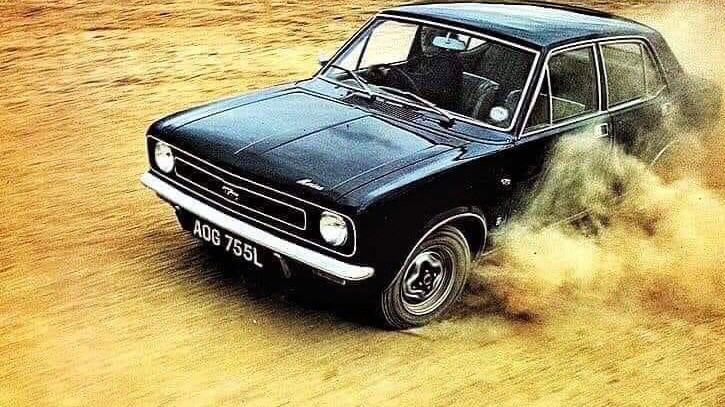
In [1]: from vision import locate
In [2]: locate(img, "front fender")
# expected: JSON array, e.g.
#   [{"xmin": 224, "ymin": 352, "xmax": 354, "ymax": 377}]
[{"xmin": 350, "ymin": 158, "xmax": 503, "ymax": 286}]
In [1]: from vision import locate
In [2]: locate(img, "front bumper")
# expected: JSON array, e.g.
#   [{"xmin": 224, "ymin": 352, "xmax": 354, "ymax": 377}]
[{"xmin": 141, "ymin": 172, "xmax": 375, "ymax": 283}]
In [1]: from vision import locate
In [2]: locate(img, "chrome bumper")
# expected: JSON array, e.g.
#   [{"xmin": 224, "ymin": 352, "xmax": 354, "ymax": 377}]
[{"xmin": 141, "ymin": 172, "xmax": 375, "ymax": 283}]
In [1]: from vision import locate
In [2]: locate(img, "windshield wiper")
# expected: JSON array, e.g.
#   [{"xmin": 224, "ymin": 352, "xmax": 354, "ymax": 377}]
[
  {"xmin": 375, "ymin": 86, "xmax": 455, "ymax": 126},
  {"xmin": 329, "ymin": 64, "xmax": 374, "ymax": 100}
]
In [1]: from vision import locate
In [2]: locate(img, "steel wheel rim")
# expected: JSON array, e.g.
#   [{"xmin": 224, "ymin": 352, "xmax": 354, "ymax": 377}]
[{"xmin": 400, "ymin": 245, "xmax": 456, "ymax": 316}]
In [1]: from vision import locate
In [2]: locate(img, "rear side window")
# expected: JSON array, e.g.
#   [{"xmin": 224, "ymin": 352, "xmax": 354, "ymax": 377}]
[
  {"xmin": 548, "ymin": 46, "xmax": 598, "ymax": 122},
  {"xmin": 602, "ymin": 42, "xmax": 666, "ymax": 107},
  {"xmin": 643, "ymin": 47, "xmax": 667, "ymax": 96}
]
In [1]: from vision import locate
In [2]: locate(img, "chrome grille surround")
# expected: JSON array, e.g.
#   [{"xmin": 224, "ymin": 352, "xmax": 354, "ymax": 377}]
[{"xmin": 146, "ymin": 135, "xmax": 357, "ymax": 257}]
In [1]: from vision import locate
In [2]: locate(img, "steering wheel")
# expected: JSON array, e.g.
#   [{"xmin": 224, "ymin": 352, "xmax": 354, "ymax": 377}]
[{"xmin": 386, "ymin": 65, "xmax": 422, "ymax": 95}]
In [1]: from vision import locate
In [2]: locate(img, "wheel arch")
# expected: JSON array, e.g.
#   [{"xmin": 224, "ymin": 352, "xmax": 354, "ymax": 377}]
[
  {"xmin": 385, "ymin": 206, "xmax": 488, "ymax": 290},
  {"xmin": 446, "ymin": 210, "xmax": 488, "ymax": 259},
  {"xmin": 412, "ymin": 207, "xmax": 488, "ymax": 266}
]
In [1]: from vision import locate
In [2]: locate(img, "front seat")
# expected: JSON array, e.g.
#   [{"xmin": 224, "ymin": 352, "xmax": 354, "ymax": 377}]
[
  {"xmin": 411, "ymin": 51, "xmax": 464, "ymax": 111},
  {"xmin": 460, "ymin": 75, "xmax": 500, "ymax": 121},
  {"xmin": 504, "ymin": 90, "xmax": 523, "ymax": 114}
]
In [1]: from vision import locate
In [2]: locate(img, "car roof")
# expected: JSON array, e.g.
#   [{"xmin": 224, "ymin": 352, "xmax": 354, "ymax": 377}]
[{"xmin": 381, "ymin": 2, "xmax": 657, "ymax": 49}]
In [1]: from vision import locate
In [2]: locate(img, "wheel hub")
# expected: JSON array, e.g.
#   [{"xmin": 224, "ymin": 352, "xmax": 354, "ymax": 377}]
[{"xmin": 402, "ymin": 250, "xmax": 447, "ymax": 306}]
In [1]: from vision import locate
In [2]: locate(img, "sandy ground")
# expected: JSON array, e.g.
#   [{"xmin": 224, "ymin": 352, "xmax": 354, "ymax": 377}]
[{"xmin": 1, "ymin": 1, "xmax": 724, "ymax": 406}]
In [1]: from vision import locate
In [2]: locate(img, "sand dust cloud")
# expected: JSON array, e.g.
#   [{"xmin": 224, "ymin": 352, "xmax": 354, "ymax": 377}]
[{"xmin": 472, "ymin": 1, "xmax": 725, "ymax": 321}]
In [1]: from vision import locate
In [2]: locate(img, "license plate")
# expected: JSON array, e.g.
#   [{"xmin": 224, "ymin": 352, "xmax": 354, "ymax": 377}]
[{"xmin": 192, "ymin": 219, "xmax": 264, "ymax": 268}]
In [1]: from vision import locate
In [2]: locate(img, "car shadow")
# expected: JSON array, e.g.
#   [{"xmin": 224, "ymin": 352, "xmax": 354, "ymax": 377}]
[{"xmin": 150, "ymin": 229, "xmax": 382, "ymax": 329}]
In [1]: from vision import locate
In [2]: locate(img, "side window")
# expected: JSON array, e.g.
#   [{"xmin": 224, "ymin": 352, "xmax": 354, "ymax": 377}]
[
  {"xmin": 601, "ymin": 42, "xmax": 664, "ymax": 106},
  {"xmin": 548, "ymin": 46, "xmax": 598, "ymax": 122}
]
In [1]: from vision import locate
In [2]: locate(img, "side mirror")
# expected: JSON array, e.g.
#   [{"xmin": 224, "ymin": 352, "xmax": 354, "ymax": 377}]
[{"xmin": 318, "ymin": 54, "xmax": 331, "ymax": 67}]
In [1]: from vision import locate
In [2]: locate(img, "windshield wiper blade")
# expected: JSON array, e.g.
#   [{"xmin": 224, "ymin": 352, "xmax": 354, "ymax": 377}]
[
  {"xmin": 376, "ymin": 86, "xmax": 455, "ymax": 125},
  {"xmin": 330, "ymin": 64, "xmax": 373, "ymax": 100}
]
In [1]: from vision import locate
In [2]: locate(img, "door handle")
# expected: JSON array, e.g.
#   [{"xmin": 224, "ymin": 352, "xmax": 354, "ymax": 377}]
[{"xmin": 596, "ymin": 123, "xmax": 609, "ymax": 138}]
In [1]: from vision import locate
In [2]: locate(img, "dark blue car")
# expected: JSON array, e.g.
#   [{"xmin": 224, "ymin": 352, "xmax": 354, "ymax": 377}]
[{"xmin": 142, "ymin": 2, "xmax": 721, "ymax": 328}]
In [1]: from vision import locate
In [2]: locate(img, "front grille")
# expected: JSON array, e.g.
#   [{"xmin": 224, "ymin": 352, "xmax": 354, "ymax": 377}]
[
  {"xmin": 148, "ymin": 136, "xmax": 357, "ymax": 257},
  {"xmin": 174, "ymin": 158, "xmax": 307, "ymax": 230}
]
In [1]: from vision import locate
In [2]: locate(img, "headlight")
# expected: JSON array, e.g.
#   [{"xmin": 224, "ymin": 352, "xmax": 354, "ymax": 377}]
[
  {"xmin": 154, "ymin": 141, "xmax": 175, "ymax": 173},
  {"xmin": 319, "ymin": 211, "xmax": 348, "ymax": 247}
]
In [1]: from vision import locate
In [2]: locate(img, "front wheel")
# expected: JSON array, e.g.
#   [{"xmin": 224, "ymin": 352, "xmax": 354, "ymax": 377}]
[{"xmin": 378, "ymin": 225, "xmax": 471, "ymax": 329}]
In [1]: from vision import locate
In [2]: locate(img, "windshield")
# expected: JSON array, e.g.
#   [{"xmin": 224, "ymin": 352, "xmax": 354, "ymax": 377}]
[{"xmin": 321, "ymin": 17, "xmax": 538, "ymax": 130}]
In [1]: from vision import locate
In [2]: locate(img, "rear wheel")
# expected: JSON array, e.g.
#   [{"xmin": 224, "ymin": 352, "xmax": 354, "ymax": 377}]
[{"xmin": 378, "ymin": 225, "xmax": 471, "ymax": 329}]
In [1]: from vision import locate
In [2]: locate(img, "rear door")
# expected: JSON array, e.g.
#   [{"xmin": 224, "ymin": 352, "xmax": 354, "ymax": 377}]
[
  {"xmin": 506, "ymin": 43, "xmax": 612, "ymax": 222},
  {"xmin": 598, "ymin": 39, "xmax": 672, "ymax": 162}
]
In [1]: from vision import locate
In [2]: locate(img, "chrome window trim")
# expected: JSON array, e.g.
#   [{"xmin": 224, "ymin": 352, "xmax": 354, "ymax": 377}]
[
  {"xmin": 552, "ymin": 43, "xmax": 601, "ymax": 122},
  {"xmin": 519, "ymin": 35, "xmax": 668, "ymax": 139},
  {"xmin": 141, "ymin": 172, "xmax": 373, "ymax": 282},
  {"xmin": 174, "ymin": 157, "xmax": 307, "ymax": 231},
  {"xmin": 377, "ymin": 13, "xmax": 539, "ymax": 53},
  {"xmin": 147, "ymin": 135, "xmax": 358, "ymax": 257},
  {"xmin": 523, "ymin": 111, "xmax": 609, "ymax": 138},
  {"xmin": 316, "ymin": 15, "xmax": 378, "ymax": 77},
  {"xmin": 316, "ymin": 13, "xmax": 542, "ymax": 133},
  {"xmin": 546, "ymin": 68, "xmax": 553, "ymax": 122}
]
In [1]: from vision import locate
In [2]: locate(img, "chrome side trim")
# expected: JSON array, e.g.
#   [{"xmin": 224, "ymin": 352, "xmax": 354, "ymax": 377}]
[
  {"xmin": 174, "ymin": 157, "xmax": 307, "ymax": 231},
  {"xmin": 463, "ymin": 71, "xmax": 491, "ymax": 81},
  {"xmin": 147, "ymin": 135, "xmax": 358, "ymax": 257},
  {"xmin": 141, "ymin": 172, "xmax": 374, "ymax": 282},
  {"xmin": 649, "ymin": 139, "xmax": 677, "ymax": 167}
]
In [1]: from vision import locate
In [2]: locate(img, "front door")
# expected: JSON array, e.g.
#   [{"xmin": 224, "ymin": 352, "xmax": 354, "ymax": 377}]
[{"xmin": 506, "ymin": 43, "xmax": 612, "ymax": 224}]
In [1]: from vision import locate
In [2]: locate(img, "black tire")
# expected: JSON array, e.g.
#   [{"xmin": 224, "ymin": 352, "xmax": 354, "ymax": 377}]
[{"xmin": 378, "ymin": 225, "xmax": 471, "ymax": 329}]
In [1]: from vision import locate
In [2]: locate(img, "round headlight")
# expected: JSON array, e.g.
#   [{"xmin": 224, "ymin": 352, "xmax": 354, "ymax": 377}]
[
  {"xmin": 154, "ymin": 142, "xmax": 175, "ymax": 173},
  {"xmin": 319, "ymin": 211, "xmax": 348, "ymax": 247}
]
